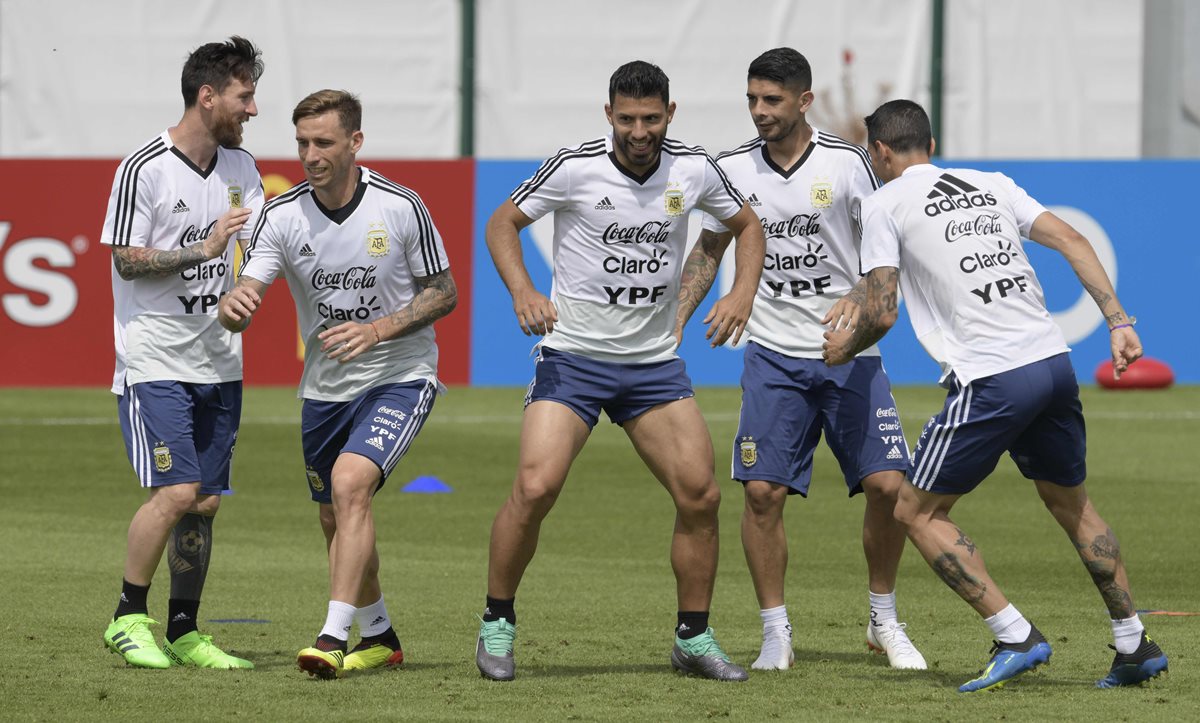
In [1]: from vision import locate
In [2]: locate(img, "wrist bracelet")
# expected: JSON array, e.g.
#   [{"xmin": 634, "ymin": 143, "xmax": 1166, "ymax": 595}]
[{"xmin": 1109, "ymin": 316, "xmax": 1136, "ymax": 332}]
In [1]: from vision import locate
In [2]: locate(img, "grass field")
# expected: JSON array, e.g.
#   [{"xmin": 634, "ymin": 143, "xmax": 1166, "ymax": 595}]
[{"xmin": 0, "ymin": 385, "xmax": 1196, "ymax": 721}]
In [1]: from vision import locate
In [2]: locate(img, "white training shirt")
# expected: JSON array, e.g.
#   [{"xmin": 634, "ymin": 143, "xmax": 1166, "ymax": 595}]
[
  {"xmin": 240, "ymin": 167, "xmax": 449, "ymax": 402},
  {"xmin": 101, "ymin": 130, "xmax": 264, "ymax": 394},
  {"xmin": 703, "ymin": 129, "xmax": 880, "ymax": 358},
  {"xmin": 860, "ymin": 164, "xmax": 1069, "ymax": 385},
  {"xmin": 512, "ymin": 134, "xmax": 745, "ymax": 363}
]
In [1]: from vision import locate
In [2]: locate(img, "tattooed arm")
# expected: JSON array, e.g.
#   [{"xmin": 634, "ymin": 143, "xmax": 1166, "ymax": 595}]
[
  {"xmin": 675, "ymin": 228, "xmax": 732, "ymax": 344},
  {"xmin": 319, "ymin": 268, "xmax": 458, "ymax": 364},
  {"xmin": 1028, "ymin": 211, "xmax": 1143, "ymax": 378},
  {"xmin": 111, "ymin": 206, "xmax": 252, "ymax": 280},
  {"xmin": 821, "ymin": 266, "xmax": 899, "ymax": 366}
]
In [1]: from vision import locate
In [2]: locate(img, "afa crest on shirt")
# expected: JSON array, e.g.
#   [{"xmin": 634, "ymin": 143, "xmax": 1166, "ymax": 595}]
[
  {"xmin": 366, "ymin": 223, "xmax": 390, "ymax": 257},
  {"xmin": 227, "ymin": 183, "xmax": 243, "ymax": 209},
  {"xmin": 810, "ymin": 181, "xmax": 833, "ymax": 209},
  {"xmin": 306, "ymin": 465, "xmax": 325, "ymax": 493},
  {"xmin": 664, "ymin": 186, "xmax": 686, "ymax": 217},
  {"xmin": 739, "ymin": 437, "xmax": 757, "ymax": 467},
  {"xmin": 153, "ymin": 442, "xmax": 173, "ymax": 473}
]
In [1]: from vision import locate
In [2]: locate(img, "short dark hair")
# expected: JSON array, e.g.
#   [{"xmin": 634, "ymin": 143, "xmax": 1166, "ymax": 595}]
[
  {"xmin": 609, "ymin": 60, "xmax": 670, "ymax": 105},
  {"xmin": 864, "ymin": 99, "xmax": 932, "ymax": 154},
  {"xmin": 181, "ymin": 36, "xmax": 264, "ymax": 108},
  {"xmin": 747, "ymin": 47, "xmax": 812, "ymax": 92},
  {"xmin": 292, "ymin": 89, "xmax": 362, "ymax": 133}
]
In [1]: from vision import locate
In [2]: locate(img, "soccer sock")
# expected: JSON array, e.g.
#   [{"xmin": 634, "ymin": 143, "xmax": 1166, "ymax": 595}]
[
  {"xmin": 356, "ymin": 596, "xmax": 392, "ymax": 638},
  {"xmin": 869, "ymin": 590, "xmax": 898, "ymax": 626},
  {"xmin": 319, "ymin": 600, "xmax": 356, "ymax": 642},
  {"xmin": 483, "ymin": 595, "xmax": 516, "ymax": 625},
  {"xmin": 114, "ymin": 579, "xmax": 150, "ymax": 619},
  {"xmin": 166, "ymin": 598, "xmax": 200, "ymax": 642},
  {"xmin": 984, "ymin": 603, "xmax": 1032, "ymax": 645},
  {"xmin": 168, "ymin": 513, "xmax": 213, "ymax": 602},
  {"xmin": 676, "ymin": 611, "xmax": 709, "ymax": 640},
  {"xmin": 1111, "ymin": 614, "xmax": 1145, "ymax": 655},
  {"xmin": 760, "ymin": 605, "xmax": 790, "ymax": 635}
]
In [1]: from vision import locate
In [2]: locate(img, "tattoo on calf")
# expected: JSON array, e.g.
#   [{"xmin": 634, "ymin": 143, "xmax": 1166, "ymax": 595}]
[
  {"xmin": 953, "ymin": 527, "xmax": 977, "ymax": 556},
  {"xmin": 931, "ymin": 552, "xmax": 987, "ymax": 603}
]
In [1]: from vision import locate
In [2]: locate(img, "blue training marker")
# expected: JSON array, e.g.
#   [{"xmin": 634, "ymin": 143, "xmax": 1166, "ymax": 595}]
[{"xmin": 401, "ymin": 476, "xmax": 453, "ymax": 493}]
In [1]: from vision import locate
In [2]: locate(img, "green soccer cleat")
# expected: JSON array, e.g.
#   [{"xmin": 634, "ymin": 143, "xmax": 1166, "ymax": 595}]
[
  {"xmin": 671, "ymin": 627, "xmax": 749, "ymax": 682},
  {"xmin": 103, "ymin": 614, "xmax": 171, "ymax": 669},
  {"xmin": 297, "ymin": 647, "xmax": 345, "ymax": 680},
  {"xmin": 476, "ymin": 617, "xmax": 517, "ymax": 681},
  {"xmin": 344, "ymin": 639, "xmax": 405, "ymax": 671},
  {"xmin": 162, "ymin": 631, "xmax": 254, "ymax": 669}
]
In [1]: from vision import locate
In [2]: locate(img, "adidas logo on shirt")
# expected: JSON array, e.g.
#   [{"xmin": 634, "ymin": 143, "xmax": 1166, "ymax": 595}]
[
  {"xmin": 594, "ymin": 196, "xmax": 616, "ymax": 210},
  {"xmin": 886, "ymin": 445, "xmax": 904, "ymax": 461},
  {"xmin": 366, "ymin": 436, "xmax": 385, "ymax": 451},
  {"xmin": 923, "ymin": 174, "xmax": 997, "ymax": 217},
  {"xmin": 172, "ymin": 199, "xmax": 190, "ymax": 214},
  {"xmin": 747, "ymin": 193, "xmax": 762, "ymax": 207},
  {"xmin": 299, "ymin": 243, "xmax": 316, "ymax": 257}
]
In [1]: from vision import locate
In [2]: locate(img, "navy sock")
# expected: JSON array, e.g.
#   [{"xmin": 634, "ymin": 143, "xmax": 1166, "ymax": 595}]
[
  {"xmin": 483, "ymin": 596, "xmax": 516, "ymax": 625},
  {"xmin": 676, "ymin": 611, "xmax": 709, "ymax": 640},
  {"xmin": 114, "ymin": 579, "xmax": 150, "ymax": 619},
  {"xmin": 166, "ymin": 598, "xmax": 200, "ymax": 642}
]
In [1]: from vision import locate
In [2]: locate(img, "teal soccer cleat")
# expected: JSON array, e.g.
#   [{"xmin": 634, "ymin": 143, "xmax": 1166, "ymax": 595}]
[{"xmin": 958, "ymin": 626, "xmax": 1052, "ymax": 693}]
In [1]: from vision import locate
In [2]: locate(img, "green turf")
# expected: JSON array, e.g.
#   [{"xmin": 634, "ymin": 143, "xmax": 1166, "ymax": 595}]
[{"xmin": 0, "ymin": 385, "xmax": 1195, "ymax": 721}]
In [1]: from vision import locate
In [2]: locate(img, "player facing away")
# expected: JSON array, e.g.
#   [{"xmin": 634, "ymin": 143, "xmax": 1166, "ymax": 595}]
[
  {"xmin": 476, "ymin": 60, "xmax": 766, "ymax": 682},
  {"xmin": 100, "ymin": 36, "xmax": 263, "ymax": 671},
  {"xmin": 822, "ymin": 99, "xmax": 1168, "ymax": 692},
  {"xmin": 686, "ymin": 48, "xmax": 925, "ymax": 671},
  {"xmin": 218, "ymin": 90, "xmax": 457, "ymax": 679}
]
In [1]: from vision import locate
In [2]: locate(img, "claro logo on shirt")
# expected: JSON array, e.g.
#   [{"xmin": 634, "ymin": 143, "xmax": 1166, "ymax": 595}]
[{"xmin": 0, "ymin": 222, "xmax": 79, "ymax": 327}]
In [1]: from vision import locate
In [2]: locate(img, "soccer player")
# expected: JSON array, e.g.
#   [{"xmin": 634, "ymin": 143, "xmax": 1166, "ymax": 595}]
[
  {"xmin": 218, "ymin": 89, "xmax": 456, "ymax": 680},
  {"xmin": 686, "ymin": 48, "xmax": 925, "ymax": 671},
  {"xmin": 822, "ymin": 99, "xmax": 1168, "ymax": 692},
  {"xmin": 476, "ymin": 60, "xmax": 766, "ymax": 682},
  {"xmin": 100, "ymin": 36, "xmax": 263, "ymax": 670}
]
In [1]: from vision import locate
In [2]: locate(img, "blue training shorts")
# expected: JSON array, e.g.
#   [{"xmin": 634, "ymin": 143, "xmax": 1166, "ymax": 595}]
[
  {"xmin": 732, "ymin": 342, "xmax": 909, "ymax": 496},
  {"xmin": 117, "ymin": 380, "xmax": 242, "ymax": 494},
  {"xmin": 908, "ymin": 352, "xmax": 1086, "ymax": 494},
  {"xmin": 301, "ymin": 380, "xmax": 437, "ymax": 503},
  {"xmin": 524, "ymin": 346, "xmax": 694, "ymax": 429}
]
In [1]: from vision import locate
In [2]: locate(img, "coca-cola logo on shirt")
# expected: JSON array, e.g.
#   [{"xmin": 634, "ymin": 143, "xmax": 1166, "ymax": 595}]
[
  {"xmin": 177, "ymin": 220, "xmax": 217, "ymax": 247},
  {"xmin": 601, "ymin": 221, "xmax": 672, "ymax": 245},
  {"xmin": 311, "ymin": 265, "xmax": 378, "ymax": 290},
  {"xmin": 761, "ymin": 212, "xmax": 821, "ymax": 239}
]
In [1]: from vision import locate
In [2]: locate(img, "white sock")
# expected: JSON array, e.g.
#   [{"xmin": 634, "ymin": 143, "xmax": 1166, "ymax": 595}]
[
  {"xmin": 760, "ymin": 605, "xmax": 790, "ymax": 635},
  {"xmin": 1111, "ymin": 614, "xmax": 1145, "ymax": 655},
  {"xmin": 319, "ymin": 600, "xmax": 356, "ymax": 642},
  {"xmin": 357, "ymin": 596, "xmax": 392, "ymax": 638},
  {"xmin": 869, "ymin": 590, "xmax": 897, "ymax": 626},
  {"xmin": 984, "ymin": 603, "xmax": 1032, "ymax": 644}
]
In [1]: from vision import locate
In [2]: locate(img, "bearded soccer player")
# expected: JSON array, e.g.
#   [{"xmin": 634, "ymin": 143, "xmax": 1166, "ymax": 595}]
[
  {"xmin": 823, "ymin": 99, "xmax": 1167, "ymax": 692},
  {"xmin": 100, "ymin": 36, "xmax": 263, "ymax": 670},
  {"xmin": 475, "ymin": 60, "xmax": 766, "ymax": 682},
  {"xmin": 685, "ymin": 48, "xmax": 924, "ymax": 671},
  {"xmin": 220, "ymin": 89, "xmax": 456, "ymax": 679}
]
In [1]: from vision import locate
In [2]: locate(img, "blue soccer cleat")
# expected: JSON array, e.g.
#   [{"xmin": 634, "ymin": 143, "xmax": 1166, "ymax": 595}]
[
  {"xmin": 1096, "ymin": 632, "xmax": 1168, "ymax": 688},
  {"xmin": 958, "ymin": 625, "xmax": 1052, "ymax": 693}
]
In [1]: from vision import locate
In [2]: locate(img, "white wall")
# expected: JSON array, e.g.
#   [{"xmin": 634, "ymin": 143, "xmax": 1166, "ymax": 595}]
[{"xmin": 0, "ymin": 0, "xmax": 1144, "ymax": 159}]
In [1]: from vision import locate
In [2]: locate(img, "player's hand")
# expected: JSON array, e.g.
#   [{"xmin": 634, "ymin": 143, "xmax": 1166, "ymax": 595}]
[
  {"xmin": 202, "ymin": 206, "xmax": 253, "ymax": 260},
  {"xmin": 1110, "ymin": 326, "xmax": 1144, "ymax": 379},
  {"xmin": 218, "ymin": 286, "xmax": 260, "ymax": 330},
  {"xmin": 512, "ymin": 288, "xmax": 558, "ymax": 336},
  {"xmin": 822, "ymin": 295, "xmax": 860, "ymax": 332},
  {"xmin": 822, "ymin": 328, "xmax": 855, "ymax": 366},
  {"xmin": 319, "ymin": 320, "xmax": 382, "ymax": 363},
  {"xmin": 703, "ymin": 290, "xmax": 753, "ymax": 347}
]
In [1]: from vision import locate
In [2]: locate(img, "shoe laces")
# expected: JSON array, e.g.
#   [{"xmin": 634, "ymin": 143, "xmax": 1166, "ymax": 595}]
[
  {"xmin": 121, "ymin": 616, "xmax": 160, "ymax": 647},
  {"xmin": 479, "ymin": 617, "xmax": 516, "ymax": 656},
  {"xmin": 877, "ymin": 621, "xmax": 918, "ymax": 655},
  {"xmin": 681, "ymin": 628, "xmax": 730, "ymax": 662}
]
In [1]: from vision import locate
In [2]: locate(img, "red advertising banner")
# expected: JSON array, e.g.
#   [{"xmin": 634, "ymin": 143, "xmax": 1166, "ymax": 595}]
[{"xmin": 0, "ymin": 158, "xmax": 473, "ymax": 387}]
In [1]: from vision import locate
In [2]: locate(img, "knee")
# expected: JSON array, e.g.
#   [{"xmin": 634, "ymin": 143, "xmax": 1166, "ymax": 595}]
[
  {"xmin": 331, "ymin": 475, "xmax": 374, "ymax": 517},
  {"xmin": 891, "ymin": 488, "xmax": 922, "ymax": 529},
  {"xmin": 742, "ymin": 481, "xmax": 785, "ymax": 520},
  {"xmin": 148, "ymin": 483, "xmax": 201, "ymax": 520},
  {"xmin": 191, "ymin": 494, "xmax": 220, "ymax": 516},
  {"xmin": 676, "ymin": 479, "xmax": 721, "ymax": 519},
  {"xmin": 510, "ymin": 472, "xmax": 564, "ymax": 516}
]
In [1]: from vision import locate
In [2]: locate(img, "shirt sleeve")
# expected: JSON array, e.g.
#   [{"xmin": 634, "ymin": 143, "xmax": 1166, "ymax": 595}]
[
  {"xmin": 696, "ymin": 153, "xmax": 745, "ymax": 223},
  {"xmin": 398, "ymin": 191, "xmax": 450, "ymax": 279},
  {"xmin": 100, "ymin": 159, "xmax": 156, "ymax": 248},
  {"xmin": 510, "ymin": 149, "xmax": 574, "ymax": 221},
  {"xmin": 846, "ymin": 150, "xmax": 880, "ymax": 247},
  {"xmin": 239, "ymin": 211, "xmax": 283, "ymax": 286},
  {"xmin": 859, "ymin": 195, "xmax": 902, "ymax": 272},
  {"xmin": 995, "ymin": 172, "xmax": 1048, "ymax": 237}
]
